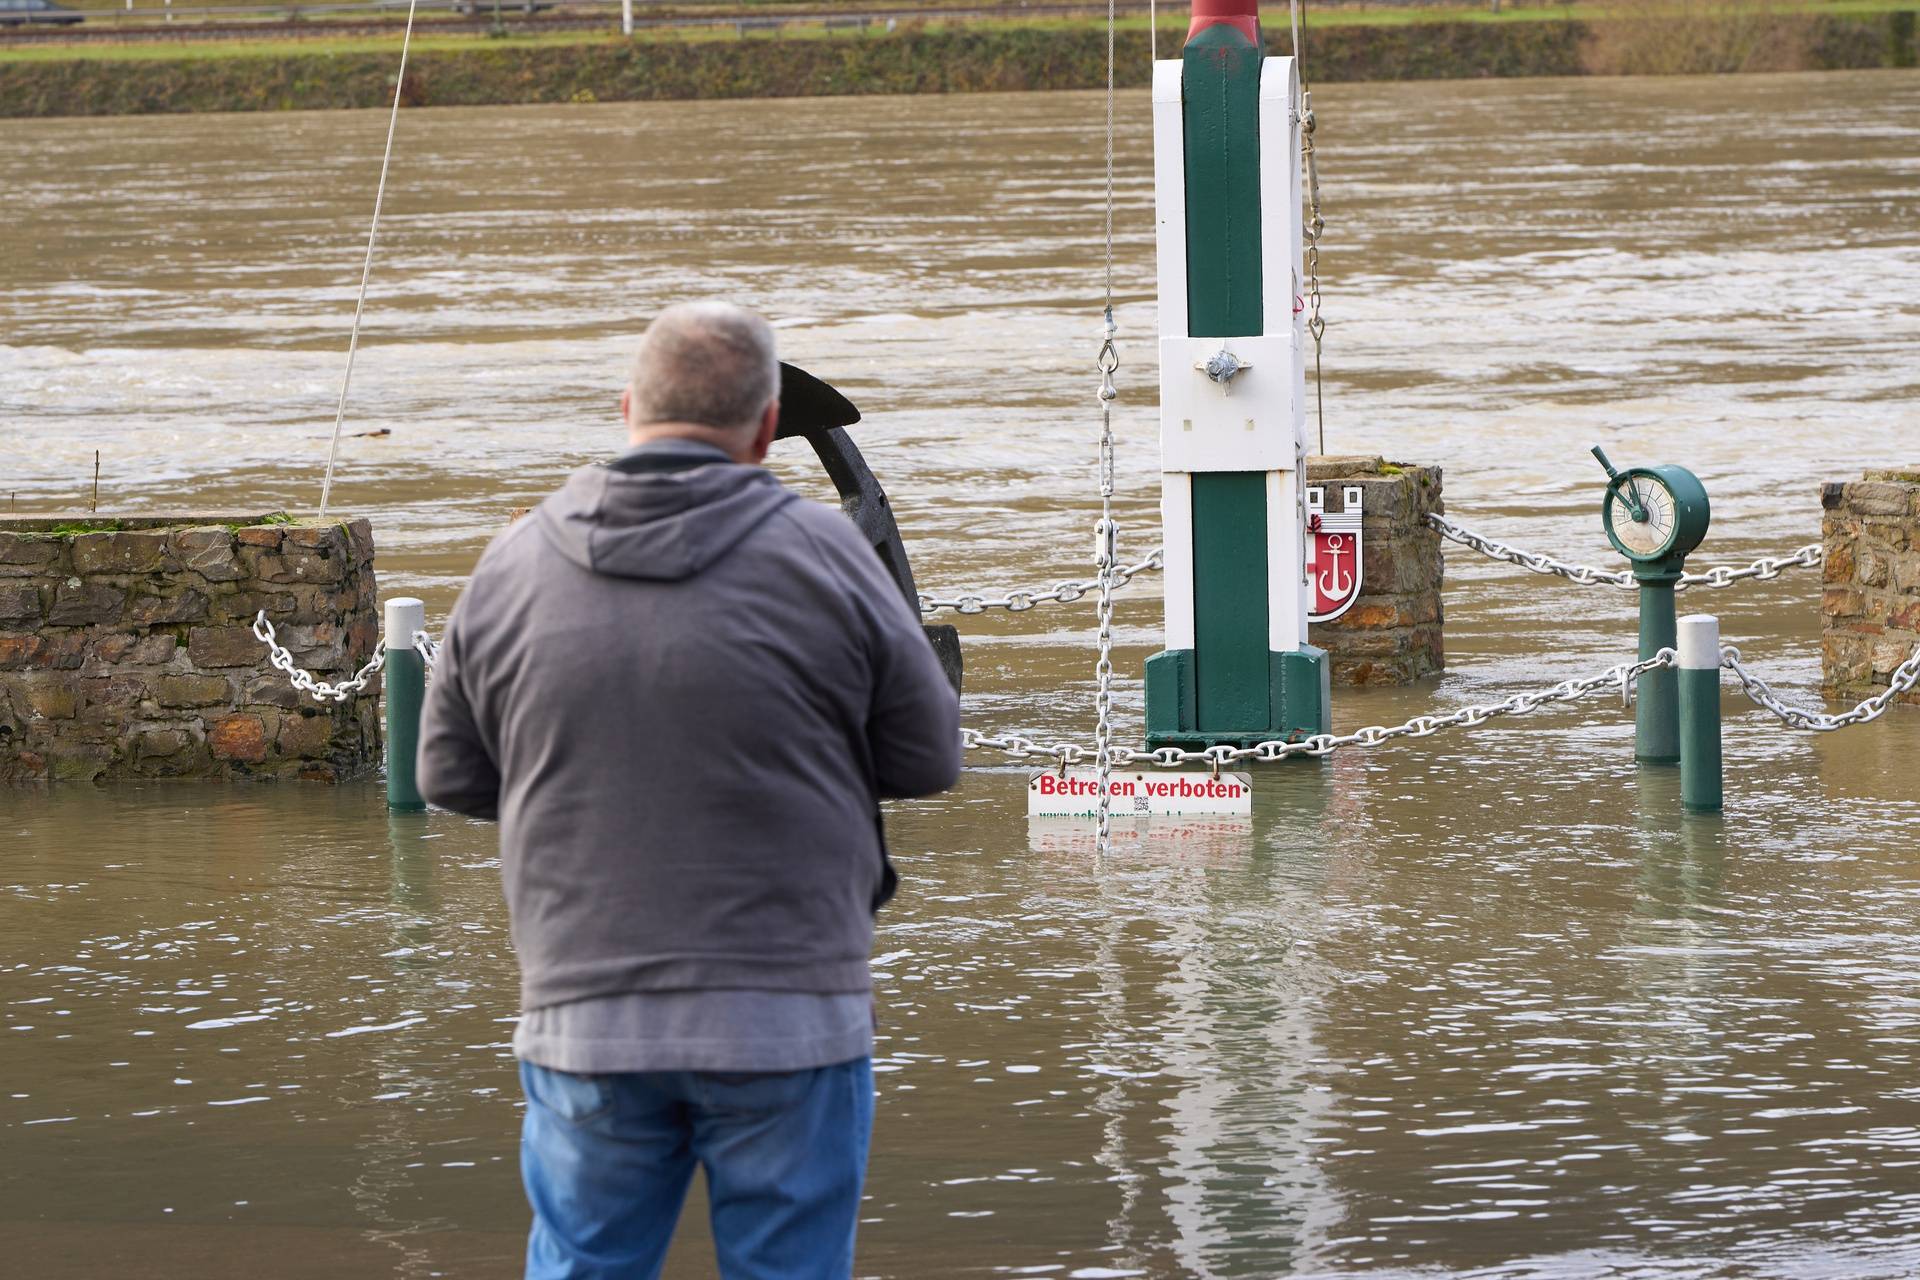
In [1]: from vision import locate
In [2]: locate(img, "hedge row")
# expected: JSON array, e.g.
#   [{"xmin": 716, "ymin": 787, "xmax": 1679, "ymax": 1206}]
[{"xmin": 0, "ymin": 16, "xmax": 1909, "ymax": 119}]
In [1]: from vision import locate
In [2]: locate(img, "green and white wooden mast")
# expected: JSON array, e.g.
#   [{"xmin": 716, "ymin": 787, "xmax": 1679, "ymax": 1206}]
[{"xmin": 1146, "ymin": 0, "xmax": 1329, "ymax": 749}]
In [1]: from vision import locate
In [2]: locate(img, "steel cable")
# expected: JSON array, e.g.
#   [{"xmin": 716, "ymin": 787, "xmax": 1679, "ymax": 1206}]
[{"xmin": 317, "ymin": 0, "xmax": 421, "ymax": 519}]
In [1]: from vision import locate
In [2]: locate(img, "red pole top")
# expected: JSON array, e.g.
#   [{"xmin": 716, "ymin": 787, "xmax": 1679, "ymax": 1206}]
[{"xmin": 1188, "ymin": 0, "xmax": 1259, "ymax": 43}]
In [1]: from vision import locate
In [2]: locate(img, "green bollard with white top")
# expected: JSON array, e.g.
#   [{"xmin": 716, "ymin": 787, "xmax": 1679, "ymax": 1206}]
[
  {"xmin": 383, "ymin": 596, "xmax": 427, "ymax": 813},
  {"xmin": 1677, "ymin": 613, "xmax": 1724, "ymax": 812}
]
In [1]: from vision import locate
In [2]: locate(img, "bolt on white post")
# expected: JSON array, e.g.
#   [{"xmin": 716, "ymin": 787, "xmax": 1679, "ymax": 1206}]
[{"xmin": 1677, "ymin": 613, "xmax": 1723, "ymax": 813}]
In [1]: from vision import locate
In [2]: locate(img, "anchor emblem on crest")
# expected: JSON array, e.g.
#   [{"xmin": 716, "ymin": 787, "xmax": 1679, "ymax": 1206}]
[{"xmin": 1305, "ymin": 485, "xmax": 1364, "ymax": 624}]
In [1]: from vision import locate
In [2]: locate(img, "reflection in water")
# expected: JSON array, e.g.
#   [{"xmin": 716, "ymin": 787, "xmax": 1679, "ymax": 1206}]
[
  {"xmin": 349, "ymin": 815, "xmax": 452, "ymax": 1279},
  {"xmin": 4, "ymin": 69, "xmax": 1920, "ymax": 1279}
]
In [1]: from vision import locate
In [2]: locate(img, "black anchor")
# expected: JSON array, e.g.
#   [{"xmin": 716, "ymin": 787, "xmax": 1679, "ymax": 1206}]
[{"xmin": 775, "ymin": 363, "xmax": 962, "ymax": 695}]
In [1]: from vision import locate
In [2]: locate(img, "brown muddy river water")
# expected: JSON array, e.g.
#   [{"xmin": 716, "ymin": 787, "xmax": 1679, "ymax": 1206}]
[{"xmin": 6, "ymin": 70, "xmax": 1920, "ymax": 1278}]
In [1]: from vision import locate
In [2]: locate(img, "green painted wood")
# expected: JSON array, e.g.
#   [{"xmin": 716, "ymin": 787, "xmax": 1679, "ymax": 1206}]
[
  {"xmin": 1181, "ymin": 23, "xmax": 1265, "ymax": 337},
  {"xmin": 1271, "ymin": 646, "xmax": 1331, "ymax": 738},
  {"xmin": 1191, "ymin": 471, "xmax": 1270, "ymax": 730},
  {"xmin": 1180, "ymin": 23, "xmax": 1273, "ymax": 737},
  {"xmin": 1145, "ymin": 648, "xmax": 1197, "ymax": 739}
]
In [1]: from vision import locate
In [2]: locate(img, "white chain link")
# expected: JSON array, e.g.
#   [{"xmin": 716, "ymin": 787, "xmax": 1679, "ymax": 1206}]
[
  {"xmin": 964, "ymin": 649, "xmax": 1676, "ymax": 769},
  {"xmin": 1091, "ymin": 0, "xmax": 1120, "ymax": 855},
  {"xmin": 1678, "ymin": 542, "xmax": 1825, "ymax": 590},
  {"xmin": 1427, "ymin": 514, "xmax": 1822, "ymax": 592},
  {"xmin": 251, "ymin": 610, "xmax": 385, "ymax": 704},
  {"xmin": 412, "ymin": 630, "xmax": 439, "ymax": 672},
  {"xmin": 1094, "ymin": 321, "xmax": 1120, "ymax": 852},
  {"xmin": 924, "ymin": 518, "xmax": 1819, "ymax": 615},
  {"xmin": 1720, "ymin": 641, "xmax": 1920, "ymax": 732},
  {"xmin": 916, "ymin": 550, "xmax": 1162, "ymax": 616}
]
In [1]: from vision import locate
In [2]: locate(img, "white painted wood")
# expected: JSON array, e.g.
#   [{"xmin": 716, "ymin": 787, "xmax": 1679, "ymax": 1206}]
[
  {"xmin": 1158, "ymin": 334, "xmax": 1298, "ymax": 473},
  {"xmin": 1152, "ymin": 59, "xmax": 1189, "ymax": 341},
  {"xmin": 1161, "ymin": 471, "xmax": 1197, "ymax": 649},
  {"xmin": 1252, "ymin": 57, "xmax": 1310, "ymax": 653},
  {"xmin": 1259, "ymin": 56, "xmax": 1307, "ymax": 455},
  {"xmin": 1266, "ymin": 469, "xmax": 1309, "ymax": 649}
]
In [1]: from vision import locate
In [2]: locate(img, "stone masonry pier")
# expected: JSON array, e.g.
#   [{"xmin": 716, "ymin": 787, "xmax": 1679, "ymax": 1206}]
[
  {"xmin": 1822, "ymin": 468, "xmax": 1920, "ymax": 706},
  {"xmin": 0, "ymin": 515, "xmax": 380, "ymax": 783},
  {"xmin": 1306, "ymin": 456, "xmax": 1445, "ymax": 687}
]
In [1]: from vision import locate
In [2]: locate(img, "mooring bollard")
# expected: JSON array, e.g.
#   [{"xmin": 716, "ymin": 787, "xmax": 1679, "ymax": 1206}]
[
  {"xmin": 1677, "ymin": 613, "xmax": 1723, "ymax": 812},
  {"xmin": 383, "ymin": 596, "xmax": 427, "ymax": 813}
]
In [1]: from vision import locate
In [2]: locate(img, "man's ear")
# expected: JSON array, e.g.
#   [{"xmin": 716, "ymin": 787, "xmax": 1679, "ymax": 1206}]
[
  {"xmin": 619, "ymin": 385, "xmax": 634, "ymax": 434},
  {"xmin": 747, "ymin": 400, "xmax": 779, "ymax": 465}
]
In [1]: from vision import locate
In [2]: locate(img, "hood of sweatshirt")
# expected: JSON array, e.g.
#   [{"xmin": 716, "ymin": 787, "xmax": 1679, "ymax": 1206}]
[{"xmin": 535, "ymin": 459, "xmax": 796, "ymax": 582}]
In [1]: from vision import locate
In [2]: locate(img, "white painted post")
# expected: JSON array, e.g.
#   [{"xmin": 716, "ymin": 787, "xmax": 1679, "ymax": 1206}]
[
  {"xmin": 1677, "ymin": 613, "xmax": 1723, "ymax": 813},
  {"xmin": 383, "ymin": 597, "xmax": 428, "ymax": 812},
  {"xmin": 1259, "ymin": 56, "xmax": 1309, "ymax": 651},
  {"xmin": 384, "ymin": 596, "xmax": 426, "ymax": 654},
  {"xmin": 1144, "ymin": 48, "xmax": 1327, "ymax": 747},
  {"xmin": 621, "ymin": 0, "xmax": 632, "ymax": 37}
]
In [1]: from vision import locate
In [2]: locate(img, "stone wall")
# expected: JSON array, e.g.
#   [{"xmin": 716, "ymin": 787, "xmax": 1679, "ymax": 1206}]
[
  {"xmin": 1821, "ymin": 469, "xmax": 1920, "ymax": 705},
  {"xmin": 1305, "ymin": 456, "xmax": 1445, "ymax": 687},
  {"xmin": 0, "ymin": 515, "xmax": 381, "ymax": 783}
]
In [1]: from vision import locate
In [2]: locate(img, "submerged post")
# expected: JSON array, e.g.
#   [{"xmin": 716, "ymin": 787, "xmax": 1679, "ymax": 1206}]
[
  {"xmin": 384, "ymin": 596, "xmax": 427, "ymax": 813},
  {"xmin": 1637, "ymin": 575, "xmax": 1680, "ymax": 764},
  {"xmin": 1145, "ymin": 0, "xmax": 1330, "ymax": 751},
  {"xmin": 1677, "ymin": 613, "xmax": 1723, "ymax": 812}
]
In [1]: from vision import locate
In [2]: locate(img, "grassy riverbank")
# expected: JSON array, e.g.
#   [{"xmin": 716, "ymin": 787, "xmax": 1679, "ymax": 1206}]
[{"xmin": 1, "ymin": 6, "xmax": 1913, "ymax": 117}]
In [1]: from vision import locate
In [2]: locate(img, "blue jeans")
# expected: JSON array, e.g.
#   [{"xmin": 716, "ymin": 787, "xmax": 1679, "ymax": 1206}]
[{"xmin": 518, "ymin": 1057, "xmax": 874, "ymax": 1280}]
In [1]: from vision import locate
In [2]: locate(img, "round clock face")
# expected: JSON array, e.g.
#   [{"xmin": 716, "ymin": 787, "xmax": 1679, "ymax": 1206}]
[{"xmin": 1608, "ymin": 475, "xmax": 1677, "ymax": 559}]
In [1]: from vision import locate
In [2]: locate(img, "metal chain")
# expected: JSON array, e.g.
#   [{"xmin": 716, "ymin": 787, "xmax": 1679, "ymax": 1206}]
[
  {"xmin": 1295, "ymin": 0, "xmax": 1327, "ymax": 456},
  {"xmin": 251, "ymin": 610, "xmax": 385, "ymax": 704},
  {"xmin": 1093, "ymin": 0, "xmax": 1120, "ymax": 855},
  {"xmin": 1095, "ymin": 335, "xmax": 1120, "ymax": 850},
  {"xmin": 1427, "ymin": 514, "xmax": 1634, "ymax": 587},
  {"xmin": 965, "ymin": 650, "xmax": 1676, "ymax": 769},
  {"xmin": 1428, "ymin": 514, "xmax": 1823, "ymax": 592},
  {"xmin": 1678, "ymin": 542, "xmax": 1825, "ymax": 590},
  {"xmin": 1721, "ymin": 642, "xmax": 1920, "ymax": 732},
  {"xmin": 916, "ymin": 550, "xmax": 1162, "ymax": 615},
  {"xmin": 927, "ymin": 519, "xmax": 1817, "ymax": 613},
  {"xmin": 413, "ymin": 629, "xmax": 439, "ymax": 672}
]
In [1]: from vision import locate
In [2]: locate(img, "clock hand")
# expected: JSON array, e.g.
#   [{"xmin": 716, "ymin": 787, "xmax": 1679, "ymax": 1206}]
[{"xmin": 1589, "ymin": 445, "xmax": 1648, "ymax": 523}]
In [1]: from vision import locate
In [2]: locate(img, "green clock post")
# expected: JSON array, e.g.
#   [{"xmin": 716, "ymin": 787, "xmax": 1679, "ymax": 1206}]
[
  {"xmin": 1592, "ymin": 446, "xmax": 1712, "ymax": 764},
  {"xmin": 1145, "ymin": 0, "xmax": 1330, "ymax": 751}
]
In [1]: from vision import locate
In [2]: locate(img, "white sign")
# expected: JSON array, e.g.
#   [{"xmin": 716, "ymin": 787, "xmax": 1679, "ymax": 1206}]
[{"xmin": 1027, "ymin": 769, "xmax": 1254, "ymax": 818}]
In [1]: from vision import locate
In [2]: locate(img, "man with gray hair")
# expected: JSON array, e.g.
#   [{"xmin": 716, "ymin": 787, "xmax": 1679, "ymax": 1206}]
[{"xmin": 419, "ymin": 301, "xmax": 962, "ymax": 1279}]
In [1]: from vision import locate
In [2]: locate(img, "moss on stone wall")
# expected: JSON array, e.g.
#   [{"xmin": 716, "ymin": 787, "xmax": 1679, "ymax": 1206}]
[{"xmin": 0, "ymin": 13, "xmax": 1910, "ymax": 119}]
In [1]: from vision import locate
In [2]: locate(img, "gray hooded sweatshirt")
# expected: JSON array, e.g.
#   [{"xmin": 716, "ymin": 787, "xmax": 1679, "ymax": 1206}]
[{"xmin": 418, "ymin": 446, "xmax": 961, "ymax": 1017}]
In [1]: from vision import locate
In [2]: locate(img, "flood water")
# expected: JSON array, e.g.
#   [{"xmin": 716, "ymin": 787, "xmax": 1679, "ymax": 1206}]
[{"xmin": 6, "ymin": 69, "xmax": 1920, "ymax": 1278}]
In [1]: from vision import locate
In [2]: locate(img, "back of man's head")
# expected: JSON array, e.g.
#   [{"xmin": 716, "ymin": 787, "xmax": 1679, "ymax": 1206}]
[{"xmin": 627, "ymin": 302, "xmax": 779, "ymax": 437}]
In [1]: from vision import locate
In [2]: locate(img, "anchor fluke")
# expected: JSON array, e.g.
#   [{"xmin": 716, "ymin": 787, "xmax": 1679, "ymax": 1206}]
[{"xmin": 774, "ymin": 362, "xmax": 861, "ymax": 440}]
